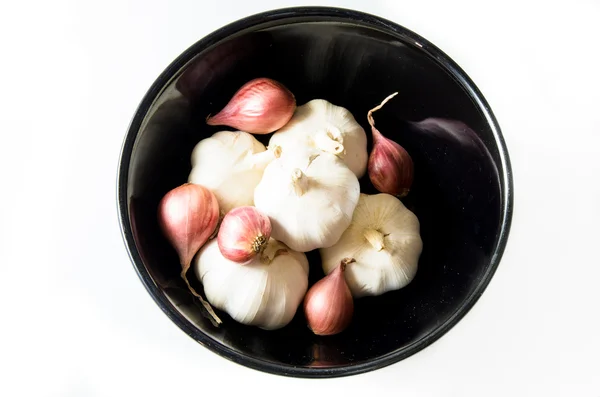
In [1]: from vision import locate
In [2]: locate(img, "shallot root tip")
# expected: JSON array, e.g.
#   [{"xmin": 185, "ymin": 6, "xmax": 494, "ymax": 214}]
[{"xmin": 367, "ymin": 92, "xmax": 399, "ymax": 127}]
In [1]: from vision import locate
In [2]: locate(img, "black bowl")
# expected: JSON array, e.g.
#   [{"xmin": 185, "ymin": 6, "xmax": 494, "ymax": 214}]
[{"xmin": 117, "ymin": 6, "xmax": 513, "ymax": 378}]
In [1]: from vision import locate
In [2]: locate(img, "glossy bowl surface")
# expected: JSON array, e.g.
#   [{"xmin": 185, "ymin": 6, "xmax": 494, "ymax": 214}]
[{"xmin": 117, "ymin": 6, "xmax": 513, "ymax": 378}]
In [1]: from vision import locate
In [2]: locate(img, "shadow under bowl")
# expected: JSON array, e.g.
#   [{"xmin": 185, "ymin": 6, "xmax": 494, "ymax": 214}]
[{"xmin": 117, "ymin": 6, "xmax": 513, "ymax": 378}]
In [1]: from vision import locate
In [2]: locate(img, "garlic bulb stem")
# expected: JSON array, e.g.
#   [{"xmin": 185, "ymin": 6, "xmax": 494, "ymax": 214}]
[
  {"xmin": 314, "ymin": 128, "xmax": 345, "ymax": 156},
  {"xmin": 340, "ymin": 257, "xmax": 356, "ymax": 270},
  {"xmin": 291, "ymin": 168, "xmax": 308, "ymax": 196},
  {"xmin": 367, "ymin": 92, "xmax": 399, "ymax": 126},
  {"xmin": 261, "ymin": 248, "xmax": 289, "ymax": 264},
  {"xmin": 364, "ymin": 229, "xmax": 385, "ymax": 251},
  {"xmin": 249, "ymin": 145, "xmax": 281, "ymax": 168}
]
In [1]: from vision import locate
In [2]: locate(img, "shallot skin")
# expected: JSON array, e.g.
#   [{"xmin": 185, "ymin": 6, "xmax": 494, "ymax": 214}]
[
  {"xmin": 157, "ymin": 183, "xmax": 220, "ymax": 267},
  {"xmin": 366, "ymin": 92, "xmax": 414, "ymax": 198},
  {"xmin": 303, "ymin": 259, "xmax": 354, "ymax": 336},
  {"xmin": 207, "ymin": 77, "xmax": 296, "ymax": 134},
  {"xmin": 368, "ymin": 126, "xmax": 414, "ymax": 197},
  {"xmin": 217, "ymin": 206, "xmax": 272, "ymax": 263}
]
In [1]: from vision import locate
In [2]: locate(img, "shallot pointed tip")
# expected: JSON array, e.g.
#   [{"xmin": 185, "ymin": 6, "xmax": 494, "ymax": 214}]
[{"xmin": 206, "ymin": 112, "xmax": 228, "ymax": 127}]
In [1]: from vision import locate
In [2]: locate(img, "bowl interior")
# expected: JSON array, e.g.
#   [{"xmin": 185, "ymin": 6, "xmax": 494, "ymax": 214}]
[{"xmin": 120, "ymin": 12, "xmax": 509, "ymax": 376}]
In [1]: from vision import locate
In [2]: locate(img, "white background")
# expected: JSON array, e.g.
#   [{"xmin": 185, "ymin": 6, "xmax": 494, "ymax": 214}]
[{"xmin": 1, "ymin": 0, "xmax": 599, "ymax": 396}]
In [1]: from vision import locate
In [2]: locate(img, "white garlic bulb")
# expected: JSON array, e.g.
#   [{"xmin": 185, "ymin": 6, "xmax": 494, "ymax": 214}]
[
  {"xmin": 193, "ymin": 238, "xmax": 309, "ymax": 330},
  {"xmin": 188, "ymin": 130, "xmax": 280, "ymax": 214},
  {"xmin": 320, "ymin": 193, "xmax": 423, "ymax": 298},
  {"xmin": 254, "ymin": 149, "xmax": 360, "ymax": 252},
  {"xmin": 269, "ymin": 99, "xmax": 368, "ymax": 177}
]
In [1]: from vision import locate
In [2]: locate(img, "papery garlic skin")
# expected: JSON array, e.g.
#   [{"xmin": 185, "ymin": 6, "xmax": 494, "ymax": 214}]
[
  {"xmin": 188, "ymin": 130, "xmax": 279, "ymax": 214},
  {"xmin": 268, "ymin": 99, "xmax": 368, "ymax": 178},
  {"xmin": 320, "ymin": 193, "xmax": 423, "ymax": 298},
  {"xmin": 254, "ymin": 149, "xmax": 360, "ymax": 252},
  {"xmin": 194, "ymin": 238, "xmax": 309, "ymax": 330}
]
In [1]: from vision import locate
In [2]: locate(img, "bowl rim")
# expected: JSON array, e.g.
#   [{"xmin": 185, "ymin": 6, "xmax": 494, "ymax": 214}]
[{"xmin": 116, "ymin": 5, "xmax": 514, "ymax": 378}]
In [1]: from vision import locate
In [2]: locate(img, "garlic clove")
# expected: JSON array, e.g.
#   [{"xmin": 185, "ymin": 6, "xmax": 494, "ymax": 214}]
[
  {"xmin": 217, "ymin": 206, "xmax": 272, "ymax": 263},
  {"xmin": 206, "ymin": 77, "xmax": 296, "ymax": 134},
  {"xmin": 367, "ymin": 92, "xmax": 414, "ymax": 198},
  {"xmin": 304, "ymin": 258, "xmax": 354, "ymax": 336}
]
